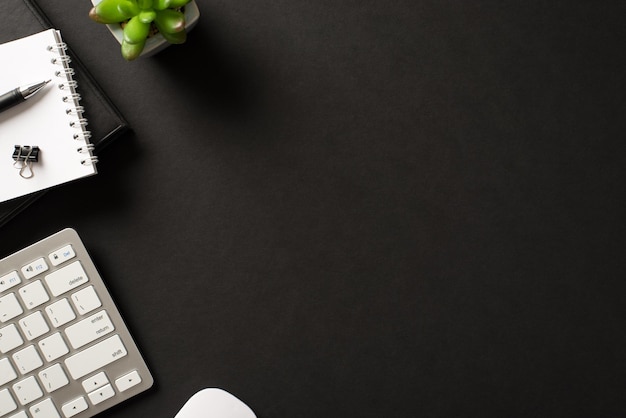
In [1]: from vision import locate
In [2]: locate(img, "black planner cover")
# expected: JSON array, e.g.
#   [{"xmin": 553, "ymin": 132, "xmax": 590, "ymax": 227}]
[{"xmin": 0, "ymin": 0, "xmax": 129, "ymax": 227}]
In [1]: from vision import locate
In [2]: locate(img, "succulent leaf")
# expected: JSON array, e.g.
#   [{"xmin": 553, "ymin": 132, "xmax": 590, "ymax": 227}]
[
  {"xmin": 89, "ymin": 0, "xmax": 139, "ymax": 23},
  {"xmin": 154, "ymin": 9, "xmax": 186, "ymax": 34},
  {"xmin": 123, "ymin": 16, "xmax": 151, "ymax": 44},
  {"xmin": 160, "ymin": 30, "xmax": 186, "ymax": 44},
  {"xmin": 169, "ymin": 0, "xmax": 192, "ymax": 7},
  {"xmin": 138, "ymin": 10, "xmax": 157, "ymax": 23},
  {"xmin": 154, "ymin": 0, "xmax": 190, "ymax": 10},
  {"xmin": 121, "ymin": 39, "xmax": 146, "ymax": 61},
  {"xmin": 153, "ymin": 0, "xmax": 170, "ymax": 9},
  {"xmin": 137, "ymin": 0, "xmax": 154, "ymax": 9}
]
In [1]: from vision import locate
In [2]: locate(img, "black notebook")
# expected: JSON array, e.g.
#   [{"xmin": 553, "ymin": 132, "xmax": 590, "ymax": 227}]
[{"xmin": 0, "ymin": 0, "xmax": 128, "ymax": 227}]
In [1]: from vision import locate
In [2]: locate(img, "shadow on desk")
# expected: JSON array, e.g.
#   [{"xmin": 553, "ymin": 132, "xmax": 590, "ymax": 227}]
[{"xmin": 153, "ymin": 21, "xmax": 262, "ymax": 121}]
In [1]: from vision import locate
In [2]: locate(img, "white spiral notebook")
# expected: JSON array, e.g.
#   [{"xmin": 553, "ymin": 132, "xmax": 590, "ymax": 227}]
[{"xmin": 0, "ymin": 28, "xmax": 97, "ymax": 203}]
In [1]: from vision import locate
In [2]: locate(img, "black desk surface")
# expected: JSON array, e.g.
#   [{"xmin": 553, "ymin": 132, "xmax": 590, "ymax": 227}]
[{"xmin": 1, "ymin": 1, "xmax": 625, "ymax": 416}]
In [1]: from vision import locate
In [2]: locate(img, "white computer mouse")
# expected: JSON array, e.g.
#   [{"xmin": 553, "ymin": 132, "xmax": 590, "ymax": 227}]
[{"xmin": 174, "ymin": 388, "xmax": 256, "ymax": 418}]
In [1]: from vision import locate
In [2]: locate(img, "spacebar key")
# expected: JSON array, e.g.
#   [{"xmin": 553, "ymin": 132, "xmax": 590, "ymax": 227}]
[{"xmin": 65, "ymin": 334, "xmax": 128, "ymax": 380}]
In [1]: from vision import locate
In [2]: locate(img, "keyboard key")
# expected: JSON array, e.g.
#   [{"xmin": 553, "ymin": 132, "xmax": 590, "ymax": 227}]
[
  {"xmin": 48, "ymin": 245, "xmax": 75, "ymax": 267},
  {"xmin": 21, "ymin": 258, "xmax": 48, "ymax": 280},
  {"xmin": 0, "ymin": 357, "xmax": 18, "ymax": 386},
  {"xmin": 71, "ymin": 286, "xmax": 101, "ymax": 315},
  {"xmin": 44, "ymin": 261, "xmax": 88, "ymax": 297},
  {"xmin": 18, "ymin": 281, "xmax": 49, "ymax": 310},
  {"xmin": 18, "ymin": 311, "xmax": 49, "ymax": 341},
  {"xmin": 115, "ymin": 370, "xmax": 142, "ymax": 392},
  {"xmin": 12, "ymin": 344, "xmax": 44, "ymax": 375},
  {"xmin": 0, "ymin": 271, "xmax": 21, "ymax": 292},
  {"xmin": 65, "ymin": 310, "xmax": 114, "ymax": 349},
  {"xmin": 38, "ymin": 364, "xmax": 69, "ymax": 393},
  {"xmin": 61, "ymin": 397, "xmax": 88, "ymax": 418},
  {"xmin": 0, "ymin": 324, "xmax": 24, "ymax": 354},
  {"xmin": 29, "ymin": 398, "xmax": 60, "ymax": 418},
  {"xmin": 0, "ymin": 388, "xmax": 18, "ymax": 416},
  {"xmin": 64, "ymin": 334, "xmax": 127, "ymax": 380},
  {"xmin": 45, "ymin": 299, "xmax": 76, "ymax": 328},
  {"xmin": 87, "ymin": 383, "xmax": 115, "ymax": 405},
  {"xmin": 13, "ymin": 375, "xmax": 43, "ymax": 405},
  {"xmin": 82, "ymin": 371, "xmax": 108, "ymax": 392},
  {"xmin": 38, "ymin": 333, "xmax": 69, "ymax": 362},
  {"xmin": 0, "ymin": 293, "xmax": 24, "ymax": 323}
]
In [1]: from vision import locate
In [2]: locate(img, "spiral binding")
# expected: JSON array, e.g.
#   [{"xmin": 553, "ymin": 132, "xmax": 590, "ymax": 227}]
[
  {"xmin": 50, "ymin": 54, "xmax": 71, "ymax": 65},
  {"xmin": 62, "ymin": 93, "xmax": 81, "ymax": 102},
  {"xmin": 48, "ymin": 38, "xmax": 95, "ymax": 167},
  {"xmin": 55, "ymin": 68, "xmax": 76, "ymax": 77},
  {"xmin": 77, "ymin": 144, "xmax": 95, "ymax": 153},
  {"xmin": 77, "ymin": 134, "xmax": 97, "ymax": 166},
  {"xmin": 73, "ymin": 131, "xmax": 92, "ymax": 141},
  {"xmin": 81, "ymin": 155, "xmax": 98, "ymax": 166},
  {"xmin": 57, "ymin": 80, "xmax": 78, "ymax": 90}
]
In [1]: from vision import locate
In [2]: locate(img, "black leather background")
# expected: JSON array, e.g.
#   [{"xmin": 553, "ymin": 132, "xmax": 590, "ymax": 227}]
[{"xmin": 1, "ymin": 1, "xmax": 625, "ymax": 416}]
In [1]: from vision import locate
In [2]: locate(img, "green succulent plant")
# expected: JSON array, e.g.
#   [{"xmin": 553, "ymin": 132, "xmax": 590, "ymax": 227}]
[{"xmin": 89, "ymin": 0, "xmax": 192, "ymax": 61}]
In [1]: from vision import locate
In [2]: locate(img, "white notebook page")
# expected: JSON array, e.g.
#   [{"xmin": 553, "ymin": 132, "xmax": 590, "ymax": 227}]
[{"xmin": 0, "ymin": 28, "xmax": 96, "ymax": 203}]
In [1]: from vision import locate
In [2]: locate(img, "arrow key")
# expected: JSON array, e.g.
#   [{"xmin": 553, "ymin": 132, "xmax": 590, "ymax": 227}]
[
  {"xmin": 61, "ymin": 396, "xmax": 88, "ymax": 418},
  {"xmin": 88, "ymin": 383, "xmax": 115, "ymax": 405},
  {"xmin": 115, "ymin": 370, "xmax": 142, "ymax": 392}
]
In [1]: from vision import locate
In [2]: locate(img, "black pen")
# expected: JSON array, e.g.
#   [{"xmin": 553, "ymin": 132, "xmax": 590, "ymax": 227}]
[{"xmin": 0, "ymin": 80, "xmax": 50, "ymax": 113}]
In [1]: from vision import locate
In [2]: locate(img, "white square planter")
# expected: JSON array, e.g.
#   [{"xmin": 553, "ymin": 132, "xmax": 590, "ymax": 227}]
[{"xmin": 90, "ymin": 0, "xmax": 200, "ymax": 58}]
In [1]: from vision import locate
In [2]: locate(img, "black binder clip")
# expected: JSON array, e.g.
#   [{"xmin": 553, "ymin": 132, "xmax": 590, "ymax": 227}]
[{"xmin": 12, "ymin": 145, "xmax": 39, "ymax": 179}]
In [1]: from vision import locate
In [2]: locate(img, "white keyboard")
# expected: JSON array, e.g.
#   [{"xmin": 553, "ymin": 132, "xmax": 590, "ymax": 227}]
[{"xmin": 0, "ymin": 228, "xmax": 153, "ymax": 418}]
